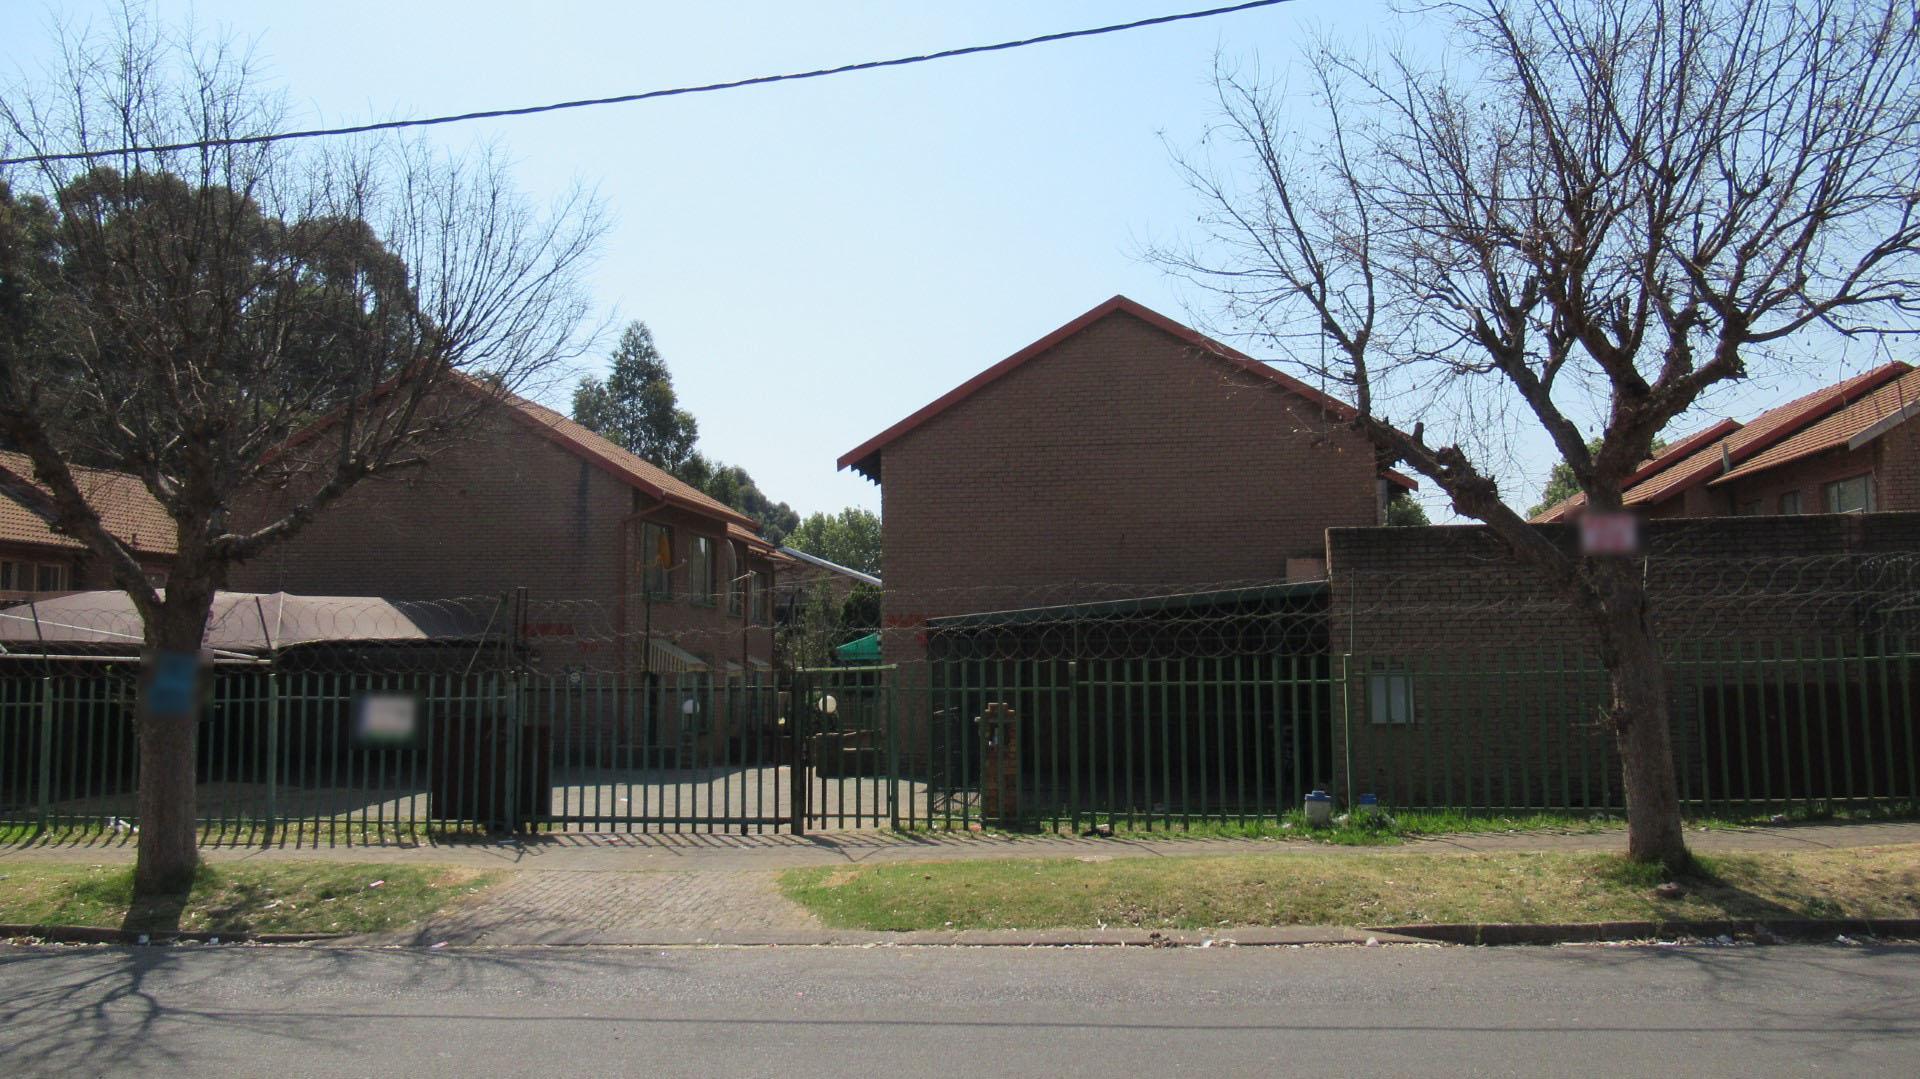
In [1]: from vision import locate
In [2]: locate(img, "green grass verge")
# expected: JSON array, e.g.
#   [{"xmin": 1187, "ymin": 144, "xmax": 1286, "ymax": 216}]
[
  {"xmin": 781, "ymin": 845, "xmax": 1920, "ymax": 931},
  {"xmin": 0, "ymin": 861, "xmax": 499, "ymax": 935}
]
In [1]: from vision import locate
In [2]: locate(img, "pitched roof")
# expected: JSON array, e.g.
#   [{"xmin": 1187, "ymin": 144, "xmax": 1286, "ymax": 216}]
[
  {"xmin": 836, "ymin": 295, "xmax": 1415, "ymax": 490},
  {"xmin": 491, "ymin": 391, "xmax": 759, "ymax": 531},
  {"xmin": 0, "ymin": 451, "xmax": 176, "ymax": 557},
  {"xmin": 1529, "ymin": 418, "xmax": 1743, "ymax": 523},
  {"xmin": 1622, "ymin": 364, "xmax": 1908, "ymax": 508},
  {"xmin": 1528, "ymin": 364, "xmax": 1911, "ymax": 521},
  {"xmin": 1711, "ymin": 366, "xmax": 1920, "ymax": 485}
]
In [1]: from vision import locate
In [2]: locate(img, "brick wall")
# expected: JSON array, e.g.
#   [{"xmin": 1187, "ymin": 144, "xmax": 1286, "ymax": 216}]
[
  {"xmin": 229, "ymin": 406, "xmax": 776, "ymax": 681},
  {"xmin": 868, "ymin": 308, "xmax": 1387, "ymax": 769},
  {"xmin": 1324, "ymin": 512, "xmax": 1920, "ymax": 806},
  {"xmin": 877, "ymin": 309, "xmax": 1382, "ymax": 649}
]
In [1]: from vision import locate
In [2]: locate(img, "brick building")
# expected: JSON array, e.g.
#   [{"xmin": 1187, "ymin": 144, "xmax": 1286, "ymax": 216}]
[
  {"xmin": 1534, "ymin": 363, "xmax": 1920, "ymax": 522},
  {"xmin": 1324, "ymin": 513, "xmax": 1920, "ymax": 810},
  {"xmin": 0, "ymin": 451, "xmax": 174, "ymax": 602},
  {"xmin": 838, "ymin": 295, "xmax": 1413, "ymax": 653},
  {"xmin": 232, "ymin": 382, "xmax": 782, "ymax": 681}
]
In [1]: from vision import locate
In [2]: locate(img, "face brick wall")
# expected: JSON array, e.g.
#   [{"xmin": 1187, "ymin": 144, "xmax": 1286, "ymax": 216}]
[
  {"xmin": 1323, "ymin": 512, "xmax": 1920, "ymax": 806},
  {"xmin": 876, "ymin": 309, "xmax": 1384, "ymax": 640},
  {"xmin": 229, "ymin": 406, "xmax": 775, "ymax": 676},
  {"xmin": 868, "ymin": 308, "xmax": 1389, "ymax": 771}
]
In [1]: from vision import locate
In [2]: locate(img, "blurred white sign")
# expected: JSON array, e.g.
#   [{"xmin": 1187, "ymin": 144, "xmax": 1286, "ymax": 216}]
[
  {"xmin": 1580, "ymin": 512, "xmax": 1640, "ymax": 556},
  {"xmin": 356, "ymin": 694, "xmax": 418, "ymax": 745}
]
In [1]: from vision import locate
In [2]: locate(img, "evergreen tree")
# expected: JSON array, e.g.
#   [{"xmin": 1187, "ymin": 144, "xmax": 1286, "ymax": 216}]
[{"xmin": 573, "ymin": 321, "xmax": 699, "ymax": 470}]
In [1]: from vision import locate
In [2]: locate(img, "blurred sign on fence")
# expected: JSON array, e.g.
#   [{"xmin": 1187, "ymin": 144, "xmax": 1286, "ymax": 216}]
[
  {"xmin": 355, "ymin": 693, "xmax": 419, "ymax": 746},
  {"xmin": 1580, "ymin": 512, "xmax": 1641, "ymax": 556}
]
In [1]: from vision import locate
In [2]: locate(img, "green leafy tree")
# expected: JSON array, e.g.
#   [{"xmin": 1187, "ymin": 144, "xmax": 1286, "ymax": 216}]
[
  {"xmin": 572, "ymin": 321, "xmax": 699, "ymax": 470},
  {"xmin": 0, "ymin": 13, "xmax": 602, "ymax": 900},
  {"xmin": 674, "ymin": 451, "xmax": 798, "ymax": 543},
  {"xmin": 1384, "ymin": 493, "xmax": 1430, "ymax": 527},
  {"xmin": 1529, "ymin": 438, "xmax": 1665, "ymax": 519},
  {"xmin": 571, "ymin": 326, "xmax": 799, "ymax": 540},
  {"xmin": 784, "ymin": 507, "xmax": 882, "ymax": 575}
]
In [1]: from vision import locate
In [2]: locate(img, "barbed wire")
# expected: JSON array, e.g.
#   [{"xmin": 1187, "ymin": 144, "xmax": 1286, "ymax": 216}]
[{"xmin": 0, "ymin": 551, "xmax": 1912, "ymax": 675}]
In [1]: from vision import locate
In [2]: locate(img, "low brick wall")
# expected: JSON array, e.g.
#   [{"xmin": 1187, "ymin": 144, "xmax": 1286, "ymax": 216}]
[{"xmin": 1322, "ymin": 513, "xmax": 1920, "ymax": 807}]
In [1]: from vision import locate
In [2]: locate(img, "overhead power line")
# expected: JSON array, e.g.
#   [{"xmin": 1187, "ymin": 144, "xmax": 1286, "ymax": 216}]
[{"xmin": 0, "ymin": 0, "xmax": 1294, "ymax": 167}]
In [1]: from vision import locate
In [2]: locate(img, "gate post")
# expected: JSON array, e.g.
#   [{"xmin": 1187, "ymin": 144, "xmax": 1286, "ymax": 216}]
[
  {"xmin": 979, "ymin": 702, "xmax": 1019, "ymax": 824},
  {"xmin": 788, "ymin": 670, "xmax": 807, "ymax": 835},
  {"xmin": 265, "ymin": 671, "xmax": 280, "ymax": 830},
  {"xmin": 503, "ymin": 671, "xmax": 522, "ymax": 834},
  {"xmin": 887, "ymin": 671, "xmax": 900, "ymax": 830},
  {"xmin": 37, "ymin": 675, "xmax": 53, "ymax": 828}
]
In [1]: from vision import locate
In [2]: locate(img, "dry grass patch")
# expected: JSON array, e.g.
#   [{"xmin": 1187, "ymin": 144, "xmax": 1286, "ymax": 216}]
[
  {"xmin": 781, "ymin": 844, "xmax": 1920, "ymax": 931},
  {"xmin": 0, "ymin": 861, "xmax": 499, "ymax": 935}
]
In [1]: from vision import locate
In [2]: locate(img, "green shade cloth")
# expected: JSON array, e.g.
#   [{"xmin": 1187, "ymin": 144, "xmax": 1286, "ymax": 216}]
[{"xmin": 833, "ymin": 632, "xmax": 881, "ymax": 663}]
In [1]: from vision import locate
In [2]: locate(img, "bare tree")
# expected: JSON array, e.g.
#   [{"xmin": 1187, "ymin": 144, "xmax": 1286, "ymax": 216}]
[
  {"xmin": 0, "ymin": 11, "xmax": 605, "ymax": 896},
  {"xmin": 1154, "ymin": 0, "xmax": 1920, "ymax": 868}
]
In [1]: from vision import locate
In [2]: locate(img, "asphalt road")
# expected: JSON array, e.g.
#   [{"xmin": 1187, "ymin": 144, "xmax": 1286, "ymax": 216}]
[{"xmin": 1, "ymin": 942, "xmax": 1914, "ymax": 1077}]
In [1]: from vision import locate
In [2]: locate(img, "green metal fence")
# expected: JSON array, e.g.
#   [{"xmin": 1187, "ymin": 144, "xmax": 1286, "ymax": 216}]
[
  {"xmin": 0, "ymin": 665, "xmax": 902, "ymax": 839},
  {"xmin": 1, "ymin": 637, "xmax": 1913, "ymax": 840},
  {"xmin": 908, "ymin": 636, "xmax": 1918, "ymax": 830}
]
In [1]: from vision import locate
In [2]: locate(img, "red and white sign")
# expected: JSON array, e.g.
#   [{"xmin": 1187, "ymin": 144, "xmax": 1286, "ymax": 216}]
[{"xmin": 1580, "ymin": 512, "xmax": 1641, "ymax": 556}]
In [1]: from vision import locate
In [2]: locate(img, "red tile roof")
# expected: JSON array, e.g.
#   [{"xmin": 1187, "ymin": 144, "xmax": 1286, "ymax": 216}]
[
  {"xmin": 1711, "ymin": 366, "xmax": 1920, "ymax": 485},
  {"xmin": 0, "ymin": 451, "xmax": 177, "ymax": 557},
  {"xmin": 1529, "ymin": 418, "xmax": 1743, "ymax": 523},
  {"xmin": 1621, "ymin": 364, "xmax": 1908, "ymax": 508},
  {"xmin": 493, "ymin": 392, "xmax": 759, "ymax": 531},
  {"xmin": 836, "ymin": 295, "xmax": 1416, "ymax": 490}
]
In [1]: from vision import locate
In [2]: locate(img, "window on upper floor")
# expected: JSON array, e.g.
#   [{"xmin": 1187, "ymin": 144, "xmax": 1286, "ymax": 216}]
[
  {"xmin": 1777, "ymin": 491, "xmax": 1802, "ymax": 515},
  {"xmin": 1737, "ymin": 498, "xmax": 1764, "ymax": 516},
  {"xmin": 727, "ymin": 542, "xmax": 746, "ymax": 617},
  {"xmin": 1824, "ymin": 475, "xmax": 1875, "ymax": 514},
  {"xmin": 689, "ymin": 535, "xmax": 716, "ymax": 606},
  {"xmin": 1, "ymin": 560, "xmax": 71, "ymax": 593},
  {"xmin": 640, "ymin": 522, "xmax": 673, "ymax": 597},
  {"xmin": 752, "ymin": 569, "xmax": 774, "ymax": 625}
]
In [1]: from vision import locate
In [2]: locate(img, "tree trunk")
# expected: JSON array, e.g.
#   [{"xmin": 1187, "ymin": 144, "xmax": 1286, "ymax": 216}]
[
  {"xmin": 1591, "ymin": 563, "xmax": 1690, "ymax": 872},
  {"xmin": 133, "ymin": 596, "xmax": 216, "ymax": 898}
]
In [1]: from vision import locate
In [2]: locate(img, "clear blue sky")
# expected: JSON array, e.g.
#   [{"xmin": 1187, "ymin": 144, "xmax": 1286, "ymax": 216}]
[{"xmin": 4, "ymin": 1, "xmax": 1888, "ymax": 521}]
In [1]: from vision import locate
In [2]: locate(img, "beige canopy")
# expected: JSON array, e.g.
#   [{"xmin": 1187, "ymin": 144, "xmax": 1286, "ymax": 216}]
[{"xmin": 0, "ymin": 591, "xmax": 500, "ymax": 654}]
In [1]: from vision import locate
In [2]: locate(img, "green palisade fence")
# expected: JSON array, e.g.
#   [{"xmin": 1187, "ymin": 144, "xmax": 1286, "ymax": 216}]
[{"xmin": 1, "ymin": 637, "xmax": 1914, "ymax": 840}]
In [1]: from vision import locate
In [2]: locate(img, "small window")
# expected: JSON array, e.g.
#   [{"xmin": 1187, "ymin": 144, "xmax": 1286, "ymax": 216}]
[
  {"xmin": 35, "ymin": 563, "xmax": 69, "ymax": 592},
  {"xmin": 640, "ymin": 522, "xmax": 673, "ymax": 597},
  {"xmin": 726, "ymin": 542, "xmax": 746, "ymax": 616},
  {"xmin": 1368, "ymin": 670, "xmax": 1415, "ymax": 725},
  {"xmin": 752, "ymin": 570, "xmax": 774, "ymax": 625},
  {"xmin": 1737, "ymin": 499, "xmax": 1764, "ymax": 517},
  {"xmin": 0, "ymin": 562, "xmax": 18, "ymax": 591},
  {"xmin": 1777, "ymin": 491, "xmax": 1802, "ymax": 515},
  {"xmin": 1824, "ymin": 475, "xmax": 1874, "ymax": 514},
  {"xmin": 689, "ymin": 536, "xmax": 716, "ymax": 606}
]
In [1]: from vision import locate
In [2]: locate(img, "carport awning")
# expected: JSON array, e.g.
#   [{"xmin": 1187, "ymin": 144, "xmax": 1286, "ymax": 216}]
[
  {"xmin": 647, "ymin": 638, "xmax": 707, "ymax": 674},
  {"xmin": 834, "ymin": 632, "xmax": 881, "ymax": 664}
]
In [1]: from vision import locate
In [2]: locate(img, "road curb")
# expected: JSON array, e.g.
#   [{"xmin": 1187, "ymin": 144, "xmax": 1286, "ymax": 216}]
[
  {"xmin": 338, "ymin": 925, "xmax": 1427, "ymax": 948},
  {"xmin": 0, "ymin": 923, "xmax": 345, "ymax": 945},
  {"xmin": 1365, "ymin": 917, "xmax": 1920, "ymax": 945}
]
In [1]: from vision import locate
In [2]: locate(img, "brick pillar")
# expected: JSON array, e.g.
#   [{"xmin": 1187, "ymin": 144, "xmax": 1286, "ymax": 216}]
[{"xmin": 978, "ymin": 702, "xmax": 1019, "ymax": 823}]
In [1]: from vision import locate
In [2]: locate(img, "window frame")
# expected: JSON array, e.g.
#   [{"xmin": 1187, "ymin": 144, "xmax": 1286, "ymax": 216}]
[
  {"xmin": 3, "ymin": 560, "xmax": 72, "ymax": 592},
  {"xmin": 688, "ymin": 535, "xmax": 717, "ymax": 607},
  {"xmin": 1823, "ymin": 474, "xmax": 1875, "ymax": 514},
  {"xmin": 726, "ymin": 541, "xmax": 746, "ymax": 617},
  {"xmin": 1367, "ymin": 669, "xmax": 1416, "ymax": 726},
  {"xmin": 751, "ymin": 569, "xmax": 774, "ymax": 625},
  {"xmin": 640, "ymin": 522, "xmax": 674, "ymax": 598},
  {"xmin": 1777, "ymin": 490, "xmax": 1802, "ymax": 515}
]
